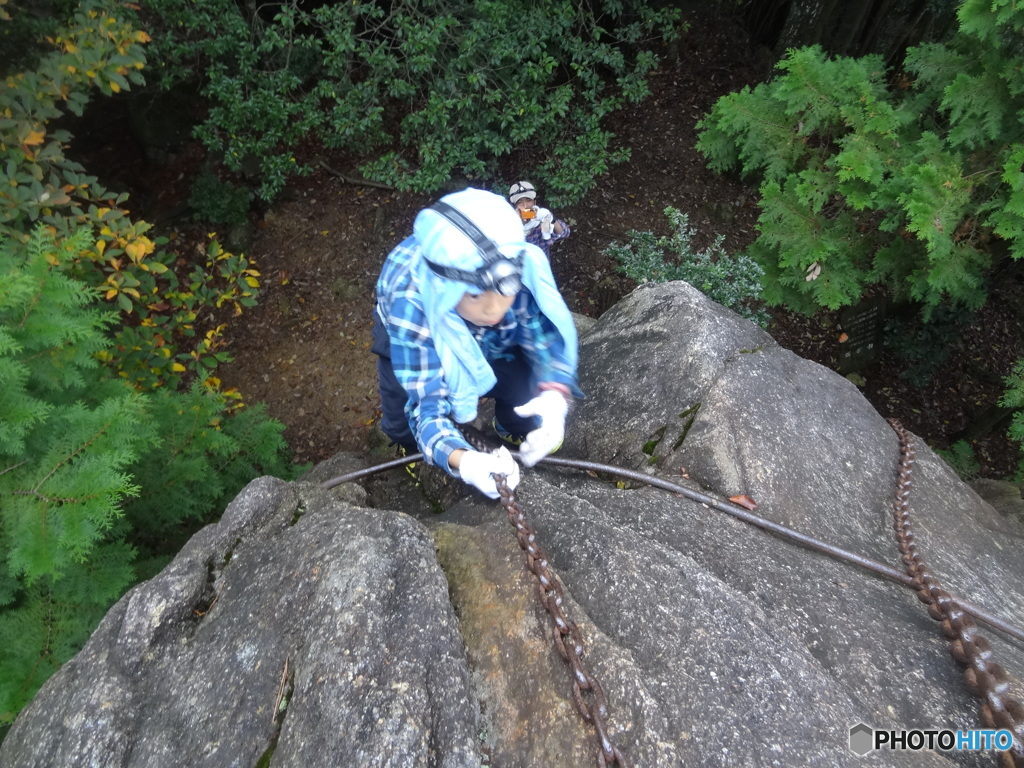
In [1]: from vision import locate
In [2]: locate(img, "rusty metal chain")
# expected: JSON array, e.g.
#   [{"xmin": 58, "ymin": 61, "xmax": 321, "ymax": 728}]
[
  {"xmin": 457, "ymin": 424, "xmax": 631, "ymax": 767},
  {"xmin": 494, "ymin": 475, "xmax": 631, "ymax": 768},
  {"xmin": 889, "ymin": 419, "xmax": 1024, "ymax": 768},
  {"xmin": 321, "ymin": 427, "xmax": 1024, "ymax": 764}
]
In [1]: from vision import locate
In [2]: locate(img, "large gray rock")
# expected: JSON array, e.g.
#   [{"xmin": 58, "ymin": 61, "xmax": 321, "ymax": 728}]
[
  {"xmin": 3, "ymin": 281, "xmax": 1023, "ymax": 768},
  {"xmin": 1, "ymin": 476, "xmax": 479, "ymax": 768}
]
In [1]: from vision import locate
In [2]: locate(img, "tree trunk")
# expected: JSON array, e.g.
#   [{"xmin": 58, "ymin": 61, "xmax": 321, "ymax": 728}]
[
  {"xmin": 857, "ymin": 0, "xmax": 899, "ymax": 57},
  {"xmin": 741, "ymin": 0, "xmax": 792, "ymax": 48},
  {"xmin": 744, "ymin": 0, "xmax": 950, "ymax": 60},
  {"xmin": 773, "ymin": 0, "xmax": 841, "ymax": 53},
  {"xmin": 832, "ymin": 0, "xmax": 881, "ymax": 56}
]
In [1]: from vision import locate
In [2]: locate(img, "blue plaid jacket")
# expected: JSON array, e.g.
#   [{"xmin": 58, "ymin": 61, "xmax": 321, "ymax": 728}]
[{"xmin": 376, "ymin": 240, "xmax": 579, "ymax": 470}]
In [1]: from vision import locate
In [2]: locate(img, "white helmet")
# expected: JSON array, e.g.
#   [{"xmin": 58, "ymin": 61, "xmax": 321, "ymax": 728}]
[{"xmin": 508, "ymin": 180, "xmax": 536, "ymax": 205}]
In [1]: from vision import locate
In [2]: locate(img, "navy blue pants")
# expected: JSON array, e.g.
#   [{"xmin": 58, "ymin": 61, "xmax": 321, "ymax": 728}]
[{"xmin": 372, "ymin": 315, "xmax": 538, "ymax": 451}]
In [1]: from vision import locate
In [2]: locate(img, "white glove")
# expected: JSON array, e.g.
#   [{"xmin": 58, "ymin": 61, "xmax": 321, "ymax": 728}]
[
  {"xmin": 536, "ymin": 208, "xmax": 554, "ymax": 240},
  {"xmin": 513, "ymin": 390, "xmax": 569, "ymax": 467},
  {"xmin": 458, "ymin": 446, "xmax": 521, "ymax": 499}
]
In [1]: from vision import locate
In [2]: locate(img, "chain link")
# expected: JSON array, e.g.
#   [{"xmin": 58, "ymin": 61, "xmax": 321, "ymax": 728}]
[
  {"xmin": 455, "ymin": 423, "xmax": 631, "ymax": 765},
  {"xmin": 323, "ymin": 424, "xmax": 1024, "ymax": 765},
  {"xmin": 494, "ymin": 474, "xmax": 632, "ymax": 768},
  {"xmin": 889, "ymin": 419, "xmax": 1024, "ymax": 768}
]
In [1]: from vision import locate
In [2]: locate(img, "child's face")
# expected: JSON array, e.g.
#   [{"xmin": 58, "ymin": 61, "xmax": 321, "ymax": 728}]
[{"xmin": 455, "ymin": 290, "xmax": 515, "ymax": 327}]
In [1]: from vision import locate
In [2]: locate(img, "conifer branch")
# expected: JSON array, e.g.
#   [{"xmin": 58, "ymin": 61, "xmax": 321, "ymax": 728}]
[{"xmin": 0, "ymin": 460, "xmax": 28, "ymax": 477}]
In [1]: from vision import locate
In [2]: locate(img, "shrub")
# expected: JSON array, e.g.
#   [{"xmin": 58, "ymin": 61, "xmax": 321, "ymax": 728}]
[
  {"xmin": 189, "ymin": 171, "xmax": 253, "ymax": 227},
  {"xmin": 1001, "ymin": 360, "xmax": 1024, "ymax": 482},
  {"xmin": 0, "ymin": 1, "xmax": 301, "ymax": 723},
  {"xmin": 0, "ymin": 224, "xmax": 301, "ymax": 723},
  {"xmin": 606, "ymin": 206, "xmax": 769, "ymax": 326},
  {"xmin": 0, "ymin": 226, "xmax": 155, "ymax": 721},
  {"xmin": 695, "ymin": 2, "xmax": 1024, "ymax": 478},
  {"xmin": 881, "ymin": 304, "xmax": 975, "ymax": 386},
  {"xmin": 935, "ymin": 439, "xmax": 981, "ymax": 482},
  {"xmin": 695, "ymin": 3, "xmax": 1024, "ymax": 319},
  {"xmin": 138, "ymin": 0, "xmax": 683, "ymax": 204},
  {"xmin": 0, "ymin": 0, "xmax": 260, "ymax": 392}
]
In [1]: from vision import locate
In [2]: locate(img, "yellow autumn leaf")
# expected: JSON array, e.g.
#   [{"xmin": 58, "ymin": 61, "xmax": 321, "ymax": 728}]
[
  {"xmin": 245, "ymin": 276, "xmax": 259, "ymax": 288},
  {"xmin": 24, "ymin": 129, "xmax": 46, "ymax": 146},
  {"xmin": 171, "ymin": 363, "xmax": 187, "ymax": 372},
  {"xmin": 105, "ymin": 288, "xmax": 118, "ymax": 299},
  {"xmin": 110, "ymin": 81, "xmax": 121, "ymax": 93},
  {"xmin": 95, "ymin": 239, "xmax": 106, "ymax": 255},
  {"xmin": 136, "ymin": 30, "xmax": 152, "ymax": 43},
  {"xmin": 125, "ymin": 236, "xmax": 154, "ymax": 262}
]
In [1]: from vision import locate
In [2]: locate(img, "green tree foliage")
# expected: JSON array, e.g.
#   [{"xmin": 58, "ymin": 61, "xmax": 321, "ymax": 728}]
[
  {"xmin": 137, "ymin": 0, "xmax": 682, "ymax": 203},
  {"xmin": 1001, "ymin": 360, "xmax": 1024, "ymax": 481},
  {"xmin": 0, "ymin": 0, "xmax": 260, "ymax": 392},
  {"xmin": 0, "ymin": 224, "xmax": 300, "ymax": 724},
  {"xmin": 935, "ymin": 439, "xmax": 981, "ymax": 482},
  {"xmin": 695, "ymin": 1, "xmax": 1024, "ymax": 318},
  {"xmin": 605, "ymin": 206, "xmax": 768, "ymax": 326},
  {"xmin": 124, "ymin": 385, "xmax": 296, "ymax": 545},
  {"xmin": 0, "ymin": 0, "xmax": 150, "ymax": 238},
  {"xmin": 0, "ymin": 226, "xmax": 154, "ymax": 721},
  {"xmin": 0, "ymin": 2, "xmax": 302, "ymax": 723},
  {"xmin": 696, "ymin": 0, "xmax": 1024, "ymax": 475}
]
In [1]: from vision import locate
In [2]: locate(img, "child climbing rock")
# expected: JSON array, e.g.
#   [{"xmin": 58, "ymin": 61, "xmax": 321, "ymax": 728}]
[
  {"xmin": 372, "ymin": 188, "xmax": 582, "ymax": 498},
  {"xmin": 508, "ymin": 180, "xmax": 571, "ymax": 258}
]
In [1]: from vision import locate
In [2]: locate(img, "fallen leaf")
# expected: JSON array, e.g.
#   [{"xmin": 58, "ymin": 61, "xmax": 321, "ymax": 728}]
[
  {"xmin": 729, "ymin": 494, "xmax": 758, "ymax": 510},
  {"xmin": 838, "ymin": 332, "xmax": 849, "ymax": 343}
]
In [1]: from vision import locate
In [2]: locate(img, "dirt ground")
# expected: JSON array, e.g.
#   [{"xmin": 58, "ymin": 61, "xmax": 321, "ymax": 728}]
[{"xmin": 74, "ymin": 14, "xmax": 1024, "ymax": 478}]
